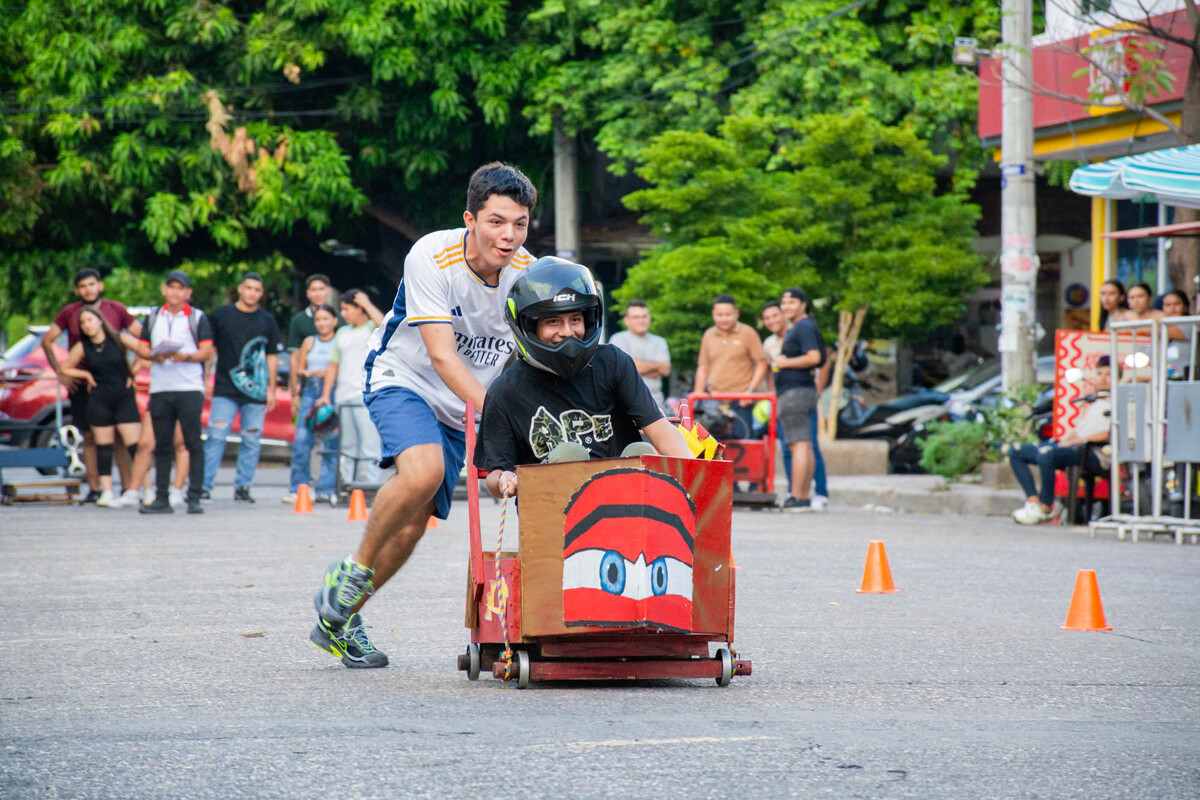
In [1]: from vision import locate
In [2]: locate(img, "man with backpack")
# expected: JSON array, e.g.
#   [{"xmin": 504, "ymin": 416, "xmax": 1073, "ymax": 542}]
[
  {"xmin": 773, "ymin": 287, "xmax": 826, "ymax": 512},
  {"xmin": 122, "ymin": 270, "xmax": 213, "ymax": 514}
]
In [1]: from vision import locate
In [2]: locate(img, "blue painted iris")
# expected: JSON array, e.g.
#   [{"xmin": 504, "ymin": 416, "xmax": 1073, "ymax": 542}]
[
  {"xmin": 598, "ymin": 550, "xmax": 626, "ymax": 595},
  {"xmin": 650, "ymin": 556, "xmax": 669, "ymax": 596}
]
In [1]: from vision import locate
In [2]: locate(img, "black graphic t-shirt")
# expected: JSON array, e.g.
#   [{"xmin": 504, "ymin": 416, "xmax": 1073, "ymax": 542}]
[
  {"xmin": 210, "ymin": 305, "xmax": 284, "ymax": 402},
  {"xmin": 474, "ymin": 345, "xmax": 665, "ymax": 472},
  {"xmin": 775, "ymin": 317, "xmax": 825, "ymax": 392}
]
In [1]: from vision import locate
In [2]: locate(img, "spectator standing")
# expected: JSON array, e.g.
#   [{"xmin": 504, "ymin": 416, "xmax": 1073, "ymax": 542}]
[
  {"xmin": 40, "ymin": 268, "xmax": 142, "ymax": 502},
  {"xmin": 201, "ymin": 272, "xmax": 284, "ymax": 503},
  {"xmin": 288, "ymin": 274, "xmax": 335, "ymax": 407},
  {"xmin": 759, "ymin": 300, "xmax": 793, "ymax": 473},
  {"xmin": 773, "ymin": 287, "xmax": 826, "ymax": 512},
  {"xmin": 122, "ymin": 270, "xmax": 213, "ymax": 514},
  {"xmin": 694, "ymin": 295, "xmax": 767, "ymax": 436},
  {"xmin": 124, "ymin": 407, "xmax": 189, "ymax": 508},
  {"xmin": 324, "ymin": 289, "xmax": 385, "ymax": 489},
  {"xmin": 58, "ymin": 307, "xmax": 143, "ymax": 507},
  {"xmin": 1126, "ymin": 282, "xmax": 1161, "ymax": 321},
  {"xmin": 1098, "ymin": 279, "xmax": 1131, "ymax": 330},
  {"xmin": 123, "ymin": 281, "xmax": 198, "ymax": 509},
  {"xmin": 288, "ymin": 304, "xmax": 340, "ymax": 506},
  {"xmin": 609, "ymin": 300, "xmax": 671, "ymax": 413}
]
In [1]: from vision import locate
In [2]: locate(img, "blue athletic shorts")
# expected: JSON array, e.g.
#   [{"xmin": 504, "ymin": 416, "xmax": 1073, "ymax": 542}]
[{"xmin": 364, "ymin": 386, "xmax": 465, "ymax": 520}]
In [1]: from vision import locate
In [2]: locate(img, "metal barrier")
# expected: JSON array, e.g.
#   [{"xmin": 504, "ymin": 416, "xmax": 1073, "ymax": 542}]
[{"xmin": 1090, "ymin": 316, "xmax": 1200, "ymax": 544}]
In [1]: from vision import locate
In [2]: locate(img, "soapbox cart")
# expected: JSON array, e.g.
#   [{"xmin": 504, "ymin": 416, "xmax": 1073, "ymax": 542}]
[
  {"xmin": 455, "ymin": 405, "xmax": 752, "ymax": 688},
  {"xmin": 685, "ymin": 392, "xmax": 778, "ymax": 508}
]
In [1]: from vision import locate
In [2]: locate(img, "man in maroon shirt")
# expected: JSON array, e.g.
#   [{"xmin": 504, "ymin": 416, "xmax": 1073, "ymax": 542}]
[{"xmin": 40, "ymin": 268, "xmax": 143, "ymax": 502}]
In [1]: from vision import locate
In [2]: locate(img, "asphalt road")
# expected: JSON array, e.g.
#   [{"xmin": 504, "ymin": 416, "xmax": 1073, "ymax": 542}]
[{"xmin": 2, "ymin": 467, "xmax": 1198, "ymax": 799}]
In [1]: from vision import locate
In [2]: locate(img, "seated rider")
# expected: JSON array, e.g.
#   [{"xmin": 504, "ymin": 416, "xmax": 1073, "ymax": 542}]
[{"xmin": 474, "ymin": 257, "xmax": 691, "ymax": 498}]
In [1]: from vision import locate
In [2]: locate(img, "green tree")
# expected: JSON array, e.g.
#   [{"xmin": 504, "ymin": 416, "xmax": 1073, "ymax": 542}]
[
  {"xmin": 0, "ymin": 0, "xmax": 544, "ymax": 322},
  {"xmin": 613, "ymin": 111, "xmax": 986, "ymax": 369},
  {"xmin": 526, "ymin": 0, "xmax": 1000, "ymax": 182}
]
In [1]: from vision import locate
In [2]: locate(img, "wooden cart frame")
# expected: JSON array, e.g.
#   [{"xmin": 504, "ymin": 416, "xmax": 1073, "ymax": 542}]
[{"xmin": 456, "ymin": 402, "xmax": 752, "ymax": 688}]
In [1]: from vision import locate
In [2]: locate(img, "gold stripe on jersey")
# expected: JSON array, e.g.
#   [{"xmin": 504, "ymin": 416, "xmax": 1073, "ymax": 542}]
[
  {"xmin": 437, "ymin": 257, "xmax": 465, "ymax": 271},
  {"xmin": 433, "ymin": 242, "xmax": 463, "ymax": 260},
  {"xmin": 434, "ymin": 249, "xmax": 463, "ymax": 266}
]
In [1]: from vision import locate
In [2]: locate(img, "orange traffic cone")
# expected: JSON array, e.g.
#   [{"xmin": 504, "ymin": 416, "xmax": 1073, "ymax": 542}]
[
  {"xmin": 426, "ymin": 515, "xmax": 439, "ymax": 529},
  {"xmin": 857, "ymin": 540, "xmax": 897, "ymax": 593},
  {"xmin": 293, "ymin": 483, "xmax": 314, "ymax": 514},
  {"xmin": 346, "ymin": 489, "xmax": 368, "ymax": 522},
  {"xmin": 1062, "ymin": 569, "xmax": 1112, "ymax": 631}
]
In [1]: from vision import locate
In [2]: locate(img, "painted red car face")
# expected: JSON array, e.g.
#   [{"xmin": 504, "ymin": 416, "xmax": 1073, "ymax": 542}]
[{"xmin": 561, "ymin": 468, "xmax": 696, "ymax": 631}]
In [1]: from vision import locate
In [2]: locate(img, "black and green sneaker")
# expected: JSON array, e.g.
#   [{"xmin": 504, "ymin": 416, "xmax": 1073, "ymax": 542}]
[
  {"xmin": 315, "ymin": 557, "xmax": 375, "ymax": 629},
  {"xmin": 309, "ymin": 613, "xmax": 389, "ymax": 669}
]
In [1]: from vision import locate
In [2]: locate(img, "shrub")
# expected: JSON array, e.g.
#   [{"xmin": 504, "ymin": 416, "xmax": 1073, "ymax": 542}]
[{"xmin": 917, "ymin": 420, "xmax": 989, "ymax": 480}]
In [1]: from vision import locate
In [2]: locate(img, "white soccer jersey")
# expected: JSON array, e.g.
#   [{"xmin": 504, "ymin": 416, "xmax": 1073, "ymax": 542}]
[{"xmin": 363, "ymin": 228, "xmax": 534, "ymax": 429}]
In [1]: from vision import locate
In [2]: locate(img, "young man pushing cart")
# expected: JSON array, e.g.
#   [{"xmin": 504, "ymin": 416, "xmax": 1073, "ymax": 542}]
[{"xmin": 309, "ymin": 163, "xmax": 537, "ymax": 668}]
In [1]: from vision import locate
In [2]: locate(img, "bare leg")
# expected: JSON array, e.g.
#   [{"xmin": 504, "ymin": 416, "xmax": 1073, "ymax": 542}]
[
  {"xmin": 173, "ymin": 423, "xmax": 187, "ymax": 490},
  {"xmin": 351, "ymin": 443, "xmax": 443, "ymax": 607},
  {"xmin": 128, "ymin": 416, "xmax": 155, "ymax": 492},
  {"xmin": 117, "ymin": 422, "xmax": 142, "ymax": 452},
  {"xmin": 114, "ymin": 439, "xmax": 133, "ymax": 490},
  {"xmin": 789, "ymin": 440, "xmax": 813, "ymax": 500}
]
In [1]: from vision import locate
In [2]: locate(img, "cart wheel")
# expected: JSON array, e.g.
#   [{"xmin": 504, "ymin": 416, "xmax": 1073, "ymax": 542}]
[
  {"xmin": 516, "ymin": 650, "xmax": 530, "ymax": 689},
  {"xmin": 466, "ymin": 643, "xmax": 481, "ymax": 681},
  {"xmin": 715, "ymin": 648, "xmax": 734, "ymax": 687}
]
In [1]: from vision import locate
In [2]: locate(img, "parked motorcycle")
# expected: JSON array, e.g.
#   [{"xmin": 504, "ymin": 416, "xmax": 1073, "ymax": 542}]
[{"xmin": 834, "ymin": 348, "xmax": 950, "ymax": 472}]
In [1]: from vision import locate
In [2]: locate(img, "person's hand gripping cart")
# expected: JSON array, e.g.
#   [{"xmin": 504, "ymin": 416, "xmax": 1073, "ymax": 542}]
[{"xmin": 462, "ymin": 257, "xmax": 752, "ymax": 687}]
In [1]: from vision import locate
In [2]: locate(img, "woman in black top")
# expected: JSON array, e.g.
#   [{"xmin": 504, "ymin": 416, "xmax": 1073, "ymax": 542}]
[{"xmin": 61, "ymin": 306, "xmax": 143, "ymax": 507}]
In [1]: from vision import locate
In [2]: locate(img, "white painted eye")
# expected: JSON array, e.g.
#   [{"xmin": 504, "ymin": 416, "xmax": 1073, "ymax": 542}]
[{"xmin": 563, "ymin": 550, "xmax": 693, "ymax": 600}]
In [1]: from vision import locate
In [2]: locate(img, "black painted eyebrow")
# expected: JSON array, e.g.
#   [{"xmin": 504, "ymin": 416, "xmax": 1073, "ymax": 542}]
[{"xmin": 563, "ymin": 504, "xmax": 694, "ymax": 552}]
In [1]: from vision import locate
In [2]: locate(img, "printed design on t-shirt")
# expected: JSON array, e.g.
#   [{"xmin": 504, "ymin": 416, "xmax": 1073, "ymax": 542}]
[
  {"xmin": 455, "ymin": 333, "xmax": 513, "ymax": 369},
  {"xmin": 528, "ymin": 405, "xmax": 614, "ymax": 460},
  {"xmin": 229, "ymin": 335, "xmax": 269, "ymax": 401}
]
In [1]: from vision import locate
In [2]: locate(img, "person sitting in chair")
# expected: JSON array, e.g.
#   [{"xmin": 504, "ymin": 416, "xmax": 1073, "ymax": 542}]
[
  {"xmin": 1009, "ymin": 356, "xmax": 1115, "ymax": 525},
  {"xmin": 474, "ymin": 257, "xmax": 691, "ymax": 499}
]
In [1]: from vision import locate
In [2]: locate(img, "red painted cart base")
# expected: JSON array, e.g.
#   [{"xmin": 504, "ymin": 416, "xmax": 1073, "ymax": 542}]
[{"xmin": 456, "ymin": 637, "xmax": 751, "ymax": 688}]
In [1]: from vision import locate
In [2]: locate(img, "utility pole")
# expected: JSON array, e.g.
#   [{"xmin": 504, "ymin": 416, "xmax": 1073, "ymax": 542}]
[
  {"xmin": 1000, "ymin": 0, "xmax": 1039, "ymax": 391},
  {"xmin": 553, "ymin": 115, "xmax": 580, "ymax": 260}
]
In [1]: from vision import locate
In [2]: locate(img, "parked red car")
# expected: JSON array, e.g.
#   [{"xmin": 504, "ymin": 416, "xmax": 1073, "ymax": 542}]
[{"xmin": 1, "ymin": 325, "xmax": 296, "ymax": 452}]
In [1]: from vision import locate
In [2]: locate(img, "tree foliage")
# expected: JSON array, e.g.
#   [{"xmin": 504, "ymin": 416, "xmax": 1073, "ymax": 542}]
[
  {"xmin": 613, "ymin": 112, "xmax": 987, "ymax": 367},
  {"xmin": 1, "ymin": 0, "xmax": 999, "ymax": 333},
  {"xmin": 0, "ymin": 0, "xmax": 544, "ymax": 322},
  {"xmin": 527, "ymin": 0, "xmax": 1000, "ymax": 182}
]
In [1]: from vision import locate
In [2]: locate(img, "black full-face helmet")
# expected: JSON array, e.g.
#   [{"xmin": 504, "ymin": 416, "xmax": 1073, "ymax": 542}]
[{"xmin": 505, "ymin": 257, "xmax": 603, "ymax": 378}]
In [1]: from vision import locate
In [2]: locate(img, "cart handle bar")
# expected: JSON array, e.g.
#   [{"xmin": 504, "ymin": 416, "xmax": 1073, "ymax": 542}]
[{"xmin": 464, "ymin": 401, "xmax": 487, "ymax": 596}]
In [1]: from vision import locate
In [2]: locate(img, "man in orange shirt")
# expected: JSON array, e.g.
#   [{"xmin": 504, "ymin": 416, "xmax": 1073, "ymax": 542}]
[{"xmin": 693, "ymin": 294, "xmax": 768, "ymax": 437}]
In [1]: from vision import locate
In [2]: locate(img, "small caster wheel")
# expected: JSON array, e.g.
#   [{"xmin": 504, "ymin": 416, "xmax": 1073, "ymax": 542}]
[
  {"xmin": 715, "ymin": 648, "xmax": 733, "ymax": 687},
  {"xmin": 516, "ymin": 650, "xmax": 530, "ymax": 689},
  {"xmin": 466, "ymin": 643, "xmax": 480, "ymax": 681}
]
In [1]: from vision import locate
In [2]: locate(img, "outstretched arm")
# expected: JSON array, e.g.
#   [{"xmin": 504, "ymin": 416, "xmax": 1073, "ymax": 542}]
[
  {"xmin": 642, "ymin": 418, "xmax": 692, "ymax": 458},
  {"xmin": 419, "ymin": 323, "xmax": 485, "ymax": 411}
]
